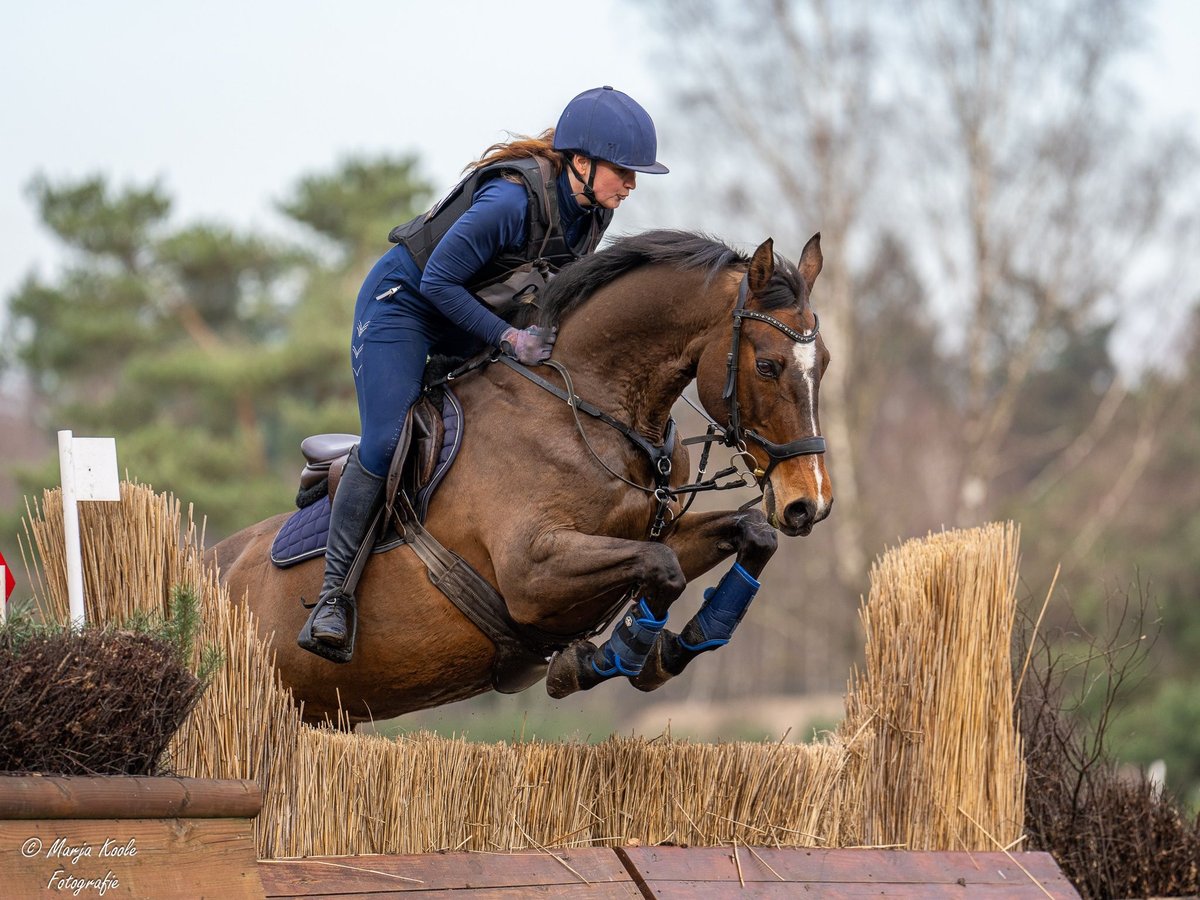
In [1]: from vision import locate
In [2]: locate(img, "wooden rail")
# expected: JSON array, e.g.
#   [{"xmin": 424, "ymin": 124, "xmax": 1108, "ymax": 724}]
[{"xmin": 259, "ymin": 847, "xmax": 1080, "ymax": 898}]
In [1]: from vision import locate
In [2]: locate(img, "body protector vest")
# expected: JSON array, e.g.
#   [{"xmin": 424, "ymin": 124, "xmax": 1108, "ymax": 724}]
[{"xmin": 388, "ymin": 156, "xmax": 612, "ymax": 309}]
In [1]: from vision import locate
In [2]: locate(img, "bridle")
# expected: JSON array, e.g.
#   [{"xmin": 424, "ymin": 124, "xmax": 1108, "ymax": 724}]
[
  {"xmin": 448, "ymin": 268, "xmax": 827, "ymax": 538},
  {"xmin": 704, "ymin": 271, "xmax": 827, "ymax": 483}
]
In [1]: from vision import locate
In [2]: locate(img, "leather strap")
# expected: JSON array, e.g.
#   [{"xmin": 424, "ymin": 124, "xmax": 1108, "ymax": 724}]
[
  {"xmin": 390, "ymin": 489, "xmax": 572, "ymax": 693},
  {"xmin": 497, "ymin": 355, "xmax": 677, "ymax": 481}
]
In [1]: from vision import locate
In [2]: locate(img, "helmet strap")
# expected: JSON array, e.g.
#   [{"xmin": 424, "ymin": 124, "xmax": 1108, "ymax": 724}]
[{"xmin": 565, "ymin": 155, "xmax": 600, "ymax": 207}]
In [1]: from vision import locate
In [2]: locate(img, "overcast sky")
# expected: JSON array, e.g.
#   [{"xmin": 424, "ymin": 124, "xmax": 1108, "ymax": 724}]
[
  {"xmin": 3, "ymin": 0, "xmax": 1198, "ymax": 312},
  {"xmin": 0, "ymin": 1, "xmax": 664, "ymax": 301}
]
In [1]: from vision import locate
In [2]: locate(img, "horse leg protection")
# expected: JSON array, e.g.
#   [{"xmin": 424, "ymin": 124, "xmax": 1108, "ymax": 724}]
[
  {"xmin": 546, "ymin": 598, "xmax": 671, "ymax": 698},
  {"xmin": 678, "ymin": 562, "xmax": 760, "ymax": 653},
  {"xmin": 591, "ymin": 599, "xmax": 668, "ymax": 678},
  {"xmin": 297, "ymin": 446, "xmax": 385, "ymax": 664},
  {"xmin": 632, "ymin": 566, "xmax": 759, "ymax": 693}
]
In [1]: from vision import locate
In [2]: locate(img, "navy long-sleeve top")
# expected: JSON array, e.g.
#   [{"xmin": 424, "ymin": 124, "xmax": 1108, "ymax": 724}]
[{"xmin": 388, "ymin": 168, "xmax": 600, "ymax": 347}]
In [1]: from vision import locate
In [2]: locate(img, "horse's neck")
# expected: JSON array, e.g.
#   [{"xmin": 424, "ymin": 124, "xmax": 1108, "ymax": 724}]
[{"xmin": 554, "ymin": 270, "xmax": 734, "ymax": 441}]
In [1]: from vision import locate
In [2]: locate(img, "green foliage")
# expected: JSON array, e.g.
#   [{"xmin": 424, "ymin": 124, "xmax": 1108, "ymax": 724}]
[
  {"xmin": 0, "ymin": 602, "xmax": 212, "ymax": 777},
  {"xmin": 0, "ymin": 606, "xmax": 70, "ymax": 652},
  {"xmin": 3, "ymin": 157, "xmax": 432, "ymax": 541},
  {"xmin": 1020, "ymin": 586, "xmax": 1200, "ymax": 897},
  {"xmin": 27, "ymin": 174, "xmax": 170, "ymax": 265},
  {"xmin": 0, "ymin": 583, "xmax": 220, "ymax": 684},
  {"xmin": 995, "ymin": 313, "xmax": 1200, "ymax": 808},
  {"xmin": 1116, "ymin": 678, "xmax": 1200, "ymax": 811},
  {"xmin": 280, "ymin": 154, "xmax": 432, "ymax": 265},
  {"xmin": 163, "ymin": 583, "xmax": 223, "ymax": 683}
]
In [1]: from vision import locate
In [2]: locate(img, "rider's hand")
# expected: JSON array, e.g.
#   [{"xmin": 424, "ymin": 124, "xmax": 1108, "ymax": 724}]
[{"xmin": 500, "ymin": 325, "xmax": 557, "ymax": 366}]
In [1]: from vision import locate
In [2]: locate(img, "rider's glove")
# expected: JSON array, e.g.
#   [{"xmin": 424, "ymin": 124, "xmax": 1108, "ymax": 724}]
[{"xmin": 500, "ymin": 325, "xmax": 557, "ymax": 366}]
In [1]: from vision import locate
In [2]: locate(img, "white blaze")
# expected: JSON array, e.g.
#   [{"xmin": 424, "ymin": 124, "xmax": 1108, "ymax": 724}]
[{"xmin": 791, "ymin": 341, "xmax": 827, "ymax": 515}]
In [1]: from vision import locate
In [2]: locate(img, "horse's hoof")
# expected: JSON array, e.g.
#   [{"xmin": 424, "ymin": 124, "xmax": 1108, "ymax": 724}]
[
  {"xmin": 629, "ymin": 630, "xmax": 685, "ymax": 692},
  {"xmin": 546, "ymin": 640, "xmax": 603, "ymax": 699},
  {"xmin": 629, "ymin": 667, "xmax": 668, "ymax": 692}
]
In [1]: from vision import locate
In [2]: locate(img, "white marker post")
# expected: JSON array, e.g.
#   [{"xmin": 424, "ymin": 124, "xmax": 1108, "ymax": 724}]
[{"xmin": 57, "ymin": 431, "xmax": 121, "ymax": 629}]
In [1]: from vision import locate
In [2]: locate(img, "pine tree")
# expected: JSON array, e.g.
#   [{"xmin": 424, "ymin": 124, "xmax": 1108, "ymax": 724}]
[{"xmin": 4, "ymin": 155, "xmax": 431, "ymax": 538}]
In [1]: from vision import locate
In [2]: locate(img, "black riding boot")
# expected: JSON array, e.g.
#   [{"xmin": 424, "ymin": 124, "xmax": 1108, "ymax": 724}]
[{"xmin": 297, "ymin": 446, "xmax": 385, "ymax": 663}]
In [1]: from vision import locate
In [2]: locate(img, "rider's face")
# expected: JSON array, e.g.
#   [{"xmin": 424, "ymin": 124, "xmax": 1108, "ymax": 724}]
[{"xmin": 572, "ymin": 156, "xmax": 637, "ymax": 210}]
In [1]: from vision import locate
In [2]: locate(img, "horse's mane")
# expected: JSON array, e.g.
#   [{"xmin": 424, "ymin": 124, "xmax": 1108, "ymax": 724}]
[
  {"xmin": 426, "ymin": 231, "xmax": 803, "ymax": 385},
  {"xmin": 513, "ymin": 230, "xmax": 804, "ymax": 328}
]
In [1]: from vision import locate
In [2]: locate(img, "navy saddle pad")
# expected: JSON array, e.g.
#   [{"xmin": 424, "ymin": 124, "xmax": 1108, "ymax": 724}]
[{"xmin": 270, "ymin": 388, "xmax": 464, "ymax": 568}]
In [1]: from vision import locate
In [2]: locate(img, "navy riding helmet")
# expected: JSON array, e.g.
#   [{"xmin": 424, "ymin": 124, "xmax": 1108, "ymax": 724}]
[{"xmin": 553, "ymin": 86, "xmax": 669, "ymax": 174}]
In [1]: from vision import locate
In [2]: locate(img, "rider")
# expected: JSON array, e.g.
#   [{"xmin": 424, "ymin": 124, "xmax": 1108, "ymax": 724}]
[{"xmin": 299, "ymin": 86, "xmax": 669, "ymax": 663}]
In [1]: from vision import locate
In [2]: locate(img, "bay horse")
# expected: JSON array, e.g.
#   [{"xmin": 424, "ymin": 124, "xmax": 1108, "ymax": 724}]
[{"xmin": 209, "ymin": 230, "xmax": 832, "ymax": 724}]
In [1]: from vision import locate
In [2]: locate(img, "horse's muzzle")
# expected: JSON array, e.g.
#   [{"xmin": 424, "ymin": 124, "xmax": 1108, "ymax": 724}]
[{"xmin": 780, "ymin": 496, "xmax": 831, "ymax": 537}]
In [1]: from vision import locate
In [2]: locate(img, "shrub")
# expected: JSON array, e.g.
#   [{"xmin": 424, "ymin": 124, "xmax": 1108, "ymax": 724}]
[
  {"xmin": 1019, "ymin": 585, "xmax": 1200, "ymax": 898},
  {"xmin": 0, "ymin": 584, "xmax": 218, "ymax": 776}
]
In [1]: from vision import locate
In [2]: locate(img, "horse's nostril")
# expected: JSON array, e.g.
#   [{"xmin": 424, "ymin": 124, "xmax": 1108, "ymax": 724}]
[{"xmin": 783, "ymin": 498, "xmax": 816, "ymax": 529}]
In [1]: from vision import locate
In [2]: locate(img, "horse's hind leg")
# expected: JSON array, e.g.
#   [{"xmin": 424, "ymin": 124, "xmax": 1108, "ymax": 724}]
[{"xmin": 631, "ymin": 508, "xmax": 778, "ymax": 693}]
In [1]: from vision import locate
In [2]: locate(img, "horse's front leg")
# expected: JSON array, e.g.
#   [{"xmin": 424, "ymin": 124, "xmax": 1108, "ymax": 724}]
[
  {"xmin": 631, "ymin": 507, "xmax": 778, "ymax": 692},
  {"xmin": 496, "ymin": 530, "xmax": 688, "ymax": 699}
]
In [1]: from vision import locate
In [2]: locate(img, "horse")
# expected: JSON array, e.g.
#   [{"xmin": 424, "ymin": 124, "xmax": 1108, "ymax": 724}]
[{"xmin": 209, "ymin": 230, "xmax": 832, "ymax": 724}]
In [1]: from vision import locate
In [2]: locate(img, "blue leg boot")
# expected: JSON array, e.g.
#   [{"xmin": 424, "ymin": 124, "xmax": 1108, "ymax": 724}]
[
  {"xmin": 632, "ymin": 563, "xmax": 760, "ymax": 692},
  {"xmin": 546, "ymin": 598, "xmax": 668, "ymax": 699},
  {"xmin": 678, "ymin": 563, "xmax": 760, "ymax": 652},
  {"xmin": 592, "ymin": 599, "xmax": 668, "ymax": 678}
]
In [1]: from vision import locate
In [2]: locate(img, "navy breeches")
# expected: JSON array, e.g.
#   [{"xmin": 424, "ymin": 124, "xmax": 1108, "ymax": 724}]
[{"xmin": 350, "ymin": 250, "xmax": 481, "ymax": 477}]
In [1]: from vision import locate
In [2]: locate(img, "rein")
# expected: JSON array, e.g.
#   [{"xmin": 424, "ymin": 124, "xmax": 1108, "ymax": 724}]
[
  {"xmin": 492, "ymin": 269, "xmax": 827, "ymax": 538},
  {"xmin": 497, "ymin": 355, "xmax": 680, "ymax": 538}
]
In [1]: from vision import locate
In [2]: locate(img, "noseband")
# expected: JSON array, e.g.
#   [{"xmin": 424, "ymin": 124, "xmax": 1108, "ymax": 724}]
[{"xmin": 717, "ymin": 272, "xmax": 827, "ymax": 482}]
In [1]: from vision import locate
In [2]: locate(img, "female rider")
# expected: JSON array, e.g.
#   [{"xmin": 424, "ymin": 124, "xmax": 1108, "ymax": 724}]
[{"xmin": 299, "ymin": 86, "xmax": 669, "ymax": 663}]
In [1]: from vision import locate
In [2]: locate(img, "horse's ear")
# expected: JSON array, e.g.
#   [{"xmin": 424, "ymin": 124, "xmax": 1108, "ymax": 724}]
[
  {"xmin": 748, "ymin": 238, "xmax": 775, "ymax": 295},
  {"xmin": 798, "ymin": 232, "xmax": 822, "ymax": 294}
]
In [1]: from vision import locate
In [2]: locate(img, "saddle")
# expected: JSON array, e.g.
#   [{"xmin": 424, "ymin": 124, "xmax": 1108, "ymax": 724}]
[
  {"xmin": 299, "ymin": 390, "xmax": 462, "ymax": 518},
  {"xmin": 271, "ymin": 391, "xmax": 463, "ymax": 568}
]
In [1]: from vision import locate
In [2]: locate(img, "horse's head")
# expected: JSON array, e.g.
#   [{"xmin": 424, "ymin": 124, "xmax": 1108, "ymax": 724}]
[{"xmin": 696, "ymin": 235, "xmax": 833, "ymax": 536}]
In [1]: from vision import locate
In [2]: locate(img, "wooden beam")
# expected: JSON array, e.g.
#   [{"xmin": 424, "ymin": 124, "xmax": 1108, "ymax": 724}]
[{"xmin": 0, "ymin": 776, "xmax": 261, "ymax": 820}]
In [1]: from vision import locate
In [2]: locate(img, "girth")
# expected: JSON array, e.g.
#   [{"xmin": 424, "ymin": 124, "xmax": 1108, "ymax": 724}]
[
  {"xmin": 380, "ymin": 401, "xmax": 609, "ymax": 694},
  {"xmin": 385, "ymin": 489, "xmax": 567, "ymax": 694}
]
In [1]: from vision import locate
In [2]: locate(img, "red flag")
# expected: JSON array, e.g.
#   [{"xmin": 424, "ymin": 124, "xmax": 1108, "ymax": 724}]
[{"xmin": 0, "ymin": 549, "xmax": 14, "ymax": 602}]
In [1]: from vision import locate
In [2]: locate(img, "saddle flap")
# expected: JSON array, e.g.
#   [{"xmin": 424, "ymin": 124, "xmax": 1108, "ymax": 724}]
[
  {"xmin": 292, "ymin": 390, "xmax": 463, "ymax": 519},
  {"xmin": 410, "ymin": 396, "xmax": 445, "ymax": 489}
]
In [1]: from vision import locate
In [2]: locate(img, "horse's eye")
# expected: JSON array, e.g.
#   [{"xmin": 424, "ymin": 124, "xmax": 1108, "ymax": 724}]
[{"xmin": 755, "ymin": 359, "xmax": 781, "ymax": 379}]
